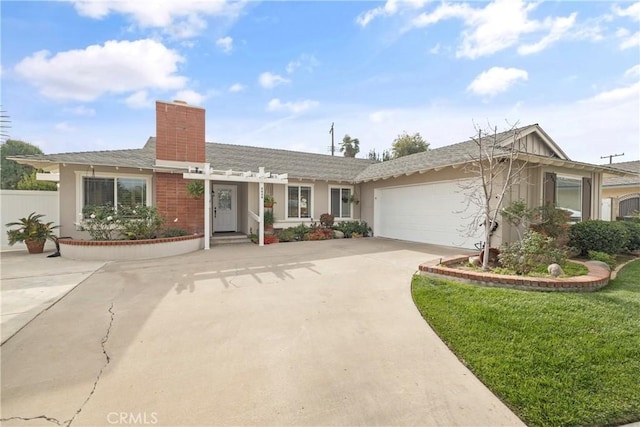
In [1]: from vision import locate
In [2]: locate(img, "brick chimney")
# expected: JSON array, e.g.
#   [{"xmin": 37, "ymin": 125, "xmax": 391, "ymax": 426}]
[
  {"xmin": 154, "ymin": 100, "xmax": 206, "ymax": 235},
  {"xmin": 155, "ymin": 100, "xmax": 205, "ymax": 163}
]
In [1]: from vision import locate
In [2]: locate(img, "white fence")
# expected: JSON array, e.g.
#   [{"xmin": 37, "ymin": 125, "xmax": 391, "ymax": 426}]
[{"xmin": 1, "ymin": 190, "xmax": 59, "ymax": 251}]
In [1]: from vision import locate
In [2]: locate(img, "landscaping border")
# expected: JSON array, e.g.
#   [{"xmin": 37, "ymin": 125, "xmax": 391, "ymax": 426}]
[
  {"xmin": 59, "ymin": 234, "xmax": 204, "ymax": 261},
  {"xmin": 419, "ymin": 256, "xmax": 611, "ymax": 292}
]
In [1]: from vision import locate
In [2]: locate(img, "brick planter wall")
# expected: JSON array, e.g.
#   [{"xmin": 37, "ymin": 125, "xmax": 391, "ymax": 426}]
[
  {"xmin": 419, "ymin": 257, "xmax": 611, "ymax": 292},
  {"xmin": 59, "ymin": 234, "xmax": 204, "ymax": 261}
]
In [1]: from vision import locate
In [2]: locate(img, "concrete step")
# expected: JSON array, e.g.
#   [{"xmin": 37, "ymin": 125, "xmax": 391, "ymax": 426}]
[{"xmin": 212, "ymin": 234, "xmax": 253, "ymax": 245}]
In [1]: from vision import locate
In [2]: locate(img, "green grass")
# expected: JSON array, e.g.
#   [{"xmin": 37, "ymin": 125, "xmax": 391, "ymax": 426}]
[{"xmin": 412, "ymin": 260, "xmax": 640, "ymax": 427}]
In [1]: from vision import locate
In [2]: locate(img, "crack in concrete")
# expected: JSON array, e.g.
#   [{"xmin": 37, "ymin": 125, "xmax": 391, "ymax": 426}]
[
  {"xmin": 66, "ymin": 302, "xmax": 115, "ymax": 426},
  {"xmin": 2, "ymin": 302, "xmax": 116, "ymax": 427},
  {"xmin": 0, "ymin": 415, "xmax": 63, "ymax": 425}
]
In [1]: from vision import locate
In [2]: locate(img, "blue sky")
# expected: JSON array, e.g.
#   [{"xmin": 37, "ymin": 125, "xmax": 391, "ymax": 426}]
[{"xmin": 1, "ymin": 0, "xmax": 639, "ymax": 165}]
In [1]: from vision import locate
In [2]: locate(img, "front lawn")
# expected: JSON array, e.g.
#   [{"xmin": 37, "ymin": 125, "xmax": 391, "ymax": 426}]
[{"xmin": 412, "ymin": 260, "xmax": 640, "ymax": 427}]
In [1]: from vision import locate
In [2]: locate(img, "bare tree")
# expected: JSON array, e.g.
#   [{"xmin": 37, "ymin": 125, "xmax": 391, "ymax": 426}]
[{"xmin": 459, "ymin": 122, "xmax": 528, "ymax": 270}]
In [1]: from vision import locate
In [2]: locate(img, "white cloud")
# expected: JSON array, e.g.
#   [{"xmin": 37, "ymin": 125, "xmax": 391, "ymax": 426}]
[
  {"xmin": 429, "ymin": 43, "xmax": 441, "ymax": 54},
  {"xmin": 356, "ymin": 0, "xmax": 428, "ymax": 27},
  {"xmin": 588, "ymin": 81, "xmax": 640, "ymax": 104},
  {"xmin": 229, "ymin": 83, "xmax": 246, "ymax": 93},
  {"xmin": 410, "ymin": 0, "xmax": 576, "ymax": 59},
  {"xmin": 624, "ymin": 64, "xmax": 640, "ymax": 78},
  {"xmin": 258, "ymin": 72, "xmax": 290, "ymax": 89},
  {"xmin": 613, "ymin": 3, "xmax": 640, "ymax": 22},
  {"xmin": 286, "ymin": 54, "xmax": 319, "ymax": 74},
  {"xmin": 64, "ymin": 106, "xmax": 96, "ymax": 116},
  {"xmin": 216, "ymin": 36, "xmax": 233, "ymax": 53},
  {"xmin": 619, "ymin": 30, "xmax": 640, "ymax": 49},
  {"xmin": 467, "ymin": 67, "xmax": 528, "ymax": 96},
  {"xmin": 369, "ymin": 110, "xmax": 396, "ymax": 123},
  {"xmin": 125, "ymin": 90, "xmax": 153, "ymax": 109},
  {"xmin": 518, "ymin": 13, "xmax": 577, "ymax": 55},
  {"xmin": 412, "ymin": 2, "xmax": 471, "ymax": 27},
  {"xmin": 15, "ymin": 39, "xmax": 186, "ymax": 102},
  {"xmin": 173, "ymin": 89, "xmax": 206, "ymax": 105},
  {"xmin": 54, "ymin": 122, "xmax": 76, "ymax": 132},
  {"xmin": 68, "ymin": 0, "xmax": 245, "ymax": 39},
  {"xmin": 267, "ymin": 98, "xmax": 319, "ymax": 114}
]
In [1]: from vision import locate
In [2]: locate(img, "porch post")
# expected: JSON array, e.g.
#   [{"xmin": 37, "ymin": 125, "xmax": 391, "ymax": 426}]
[
  {"xmin": 204, "ymin": 173, "xmax": 211, "ymax": 250},
  {"xmin": 259, "ymin": 180, "xmax": 265, "ymax": 247}
]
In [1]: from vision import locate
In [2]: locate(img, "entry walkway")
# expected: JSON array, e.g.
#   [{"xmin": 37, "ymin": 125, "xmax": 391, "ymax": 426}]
[{"xmin": 1, "ymin": 239, "xmax": 523, "ymax": 426}]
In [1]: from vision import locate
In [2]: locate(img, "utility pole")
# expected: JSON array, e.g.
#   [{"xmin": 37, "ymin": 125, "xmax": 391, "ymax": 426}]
[
  {"xmin": 329, "ymin": 122, "xmax": 335, "ymax": 156},
  {"xmin": 600, "ymin": 153, "xmax": 624, "ymax": 164}
]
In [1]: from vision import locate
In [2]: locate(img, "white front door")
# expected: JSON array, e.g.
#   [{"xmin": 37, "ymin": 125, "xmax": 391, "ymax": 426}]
[{"xmin": 213, "ymin": 184, "xmax": 237, "ymax": 232}]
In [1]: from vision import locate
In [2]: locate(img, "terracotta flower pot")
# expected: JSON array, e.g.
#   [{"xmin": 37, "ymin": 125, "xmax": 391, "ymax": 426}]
[
  {"xmin": 25, "ymin": 240, "xmax": 45, "ymax": 254},
  {"xmin": 264, "ymin": 202, "xmax": 274, "ymax": 208}
]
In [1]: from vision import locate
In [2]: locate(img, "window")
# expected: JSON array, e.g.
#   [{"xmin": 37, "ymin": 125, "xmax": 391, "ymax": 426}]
[
  {"xmin": 556, "ymin": 176, "xmax": 582, "ymax": 222},
  {"xmin": 330, "ymin": 187, "xmax": 352, "ymax": 218},
  {"xmin": 287, "ymin": 185, "xmax": 312, "ymax": 219},
  {"xmin": 544, "ymin": 172, "xmax": 592, "ymax": 222},
  {"xmin": 78, "ymin": 173, "xmax": 151, "ymax": 220}
]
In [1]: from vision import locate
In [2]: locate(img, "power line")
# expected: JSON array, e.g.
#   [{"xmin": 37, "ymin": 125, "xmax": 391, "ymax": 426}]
[{"xmin": 600, "ymin": 153, "xmax": 624, "ymax": 164}]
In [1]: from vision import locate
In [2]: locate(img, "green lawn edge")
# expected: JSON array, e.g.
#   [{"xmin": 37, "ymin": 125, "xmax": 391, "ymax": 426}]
[{"xmin": 411, "ymin": 260, "xmax": 640, "ymax": 427}]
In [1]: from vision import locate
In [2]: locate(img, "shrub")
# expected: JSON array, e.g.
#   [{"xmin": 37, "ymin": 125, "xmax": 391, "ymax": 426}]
[
  {"xmin": 162, "ymin": 227, "xmax": 189, "ymax": 238},
  {"xmin": 119, "ymin": 205, "xmax": 164, "ymax": 240},
  {"xmin": 290, "ymin": 223, "xmax": 311, "ymax": 240},
  {"xmin": 530, "ymin": 204, "xmax": 572, "ymax": 247},
  {"xmin": 264, "ymin": 235, "xmax": 279, "ymax": 245},
  {"xmin": 81, "ymin": 204, "xmax": 165, "ymax": 240},
  {"xmin": 305, "ymin": 228, "xmax": 333, "ymax": 240},
  {"xmin": 569, "ymin": 220, "xmax": 630, "ymax": 255},
  {"xmin": 334, "ymin": 220, "xmax": 369, "ymax": 238},
  {"xmin": 618, "ymin": 220, "xmax": 640, "ymax": 252},
  {"xmin": 319, "ymin": 213, "xmax": 334, "ymax": 228},
  {"xmin": 501, "ymin": 200, "xmax": 534, "ymax": 241},
  {"xmin": 277, "ymin": 228, "xmax": 296, "ymax": 242},
  {"xmin": 499, "ymin": 230, "xmax": 566, "ymax": 275},
  {"xmin": 81, "ymin": 204, "xmax": 122, "ymax": 240},
  {"xmin": 588, "ymin": 250, "xmax": 617, "ymax": 269}
]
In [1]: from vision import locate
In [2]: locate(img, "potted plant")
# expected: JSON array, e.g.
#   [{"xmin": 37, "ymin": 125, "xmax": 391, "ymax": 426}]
[
  {"xmin": 264, "ymin": 194, "xmax": 276, "ymax": 208},
  {"xmin": 6, "ymin": 212, "xmax": 59, "ymax": 254},
  {"xmin": 264, "ymin": 210, "xmax": 275, "ymax": 234},
  {"xmin": 186, "ymin": 180, "xmax": 204, "ymax": 198}
]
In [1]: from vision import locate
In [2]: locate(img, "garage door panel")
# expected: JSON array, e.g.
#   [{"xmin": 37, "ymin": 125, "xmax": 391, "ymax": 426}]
[{"xmin": 375, "ymin": 181, "xmax": 481, "ymax": 248}]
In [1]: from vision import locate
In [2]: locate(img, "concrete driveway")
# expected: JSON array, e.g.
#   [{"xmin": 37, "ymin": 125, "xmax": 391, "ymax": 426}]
[{"xmin": 1, "ymin": 238, "xmax": 523, "ymax": 426}]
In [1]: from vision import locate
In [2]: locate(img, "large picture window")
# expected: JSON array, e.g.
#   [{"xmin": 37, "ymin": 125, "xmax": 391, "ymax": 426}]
[
  {"xmin": 330, "ymin": 187, "xmax": 352, "ymax": 218},
  {"xmin": 288, "ymin": 185, "xmax": 312, "ymax": 219},
  {"xmin": 82, "ymin": 176, "xmax": 148, "ymax": 211}
]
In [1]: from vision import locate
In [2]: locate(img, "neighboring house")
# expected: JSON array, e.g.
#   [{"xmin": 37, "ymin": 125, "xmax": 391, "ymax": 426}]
[
  {"xmin": 601, "ymin": 160, "xmax": 640, "ymax": 220},
  {"xmin": 9, "ymin": 100, "xmax": 631, "ymax": 250}
]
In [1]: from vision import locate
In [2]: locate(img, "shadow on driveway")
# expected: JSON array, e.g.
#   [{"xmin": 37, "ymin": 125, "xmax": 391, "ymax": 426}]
[{"xmin": 1, "ymin": 238, "xmax": 520, "ymax": 426}]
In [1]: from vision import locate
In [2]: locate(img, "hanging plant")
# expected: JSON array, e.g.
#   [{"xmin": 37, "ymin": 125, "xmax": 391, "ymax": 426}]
[
  {"xmin": 186, "ymin": 180, "xmax": 205, "ymax": 199},
  {"xmin": 264, "ymin": 194, "xmax": 276, "ymax": 208}
]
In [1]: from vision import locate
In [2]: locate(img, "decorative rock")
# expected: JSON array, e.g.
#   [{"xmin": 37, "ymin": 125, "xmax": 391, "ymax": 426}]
[
  {"xmin": 547, "ymin": 263, "xmax": 564, "ymax": 277},
  {"xmin": 468, "ymin": 256, "xmax": 482, "ymax": 266},
  {"xmin": 333, "ymin": 230, "xmax": 345, "ymax": 239},
  {"xmin": 585, "ymin": 260, "xmax": 611, "ymax": 271}
]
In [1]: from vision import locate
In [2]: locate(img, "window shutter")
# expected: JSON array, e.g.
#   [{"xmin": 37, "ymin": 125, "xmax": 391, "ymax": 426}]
[
  {"xmin": 543, "ymin": 172, "xmax": 557, "ymax": 205},
  {"xmin": 582, "ymin": 177, "xmax": 592, "ymax": 221}
]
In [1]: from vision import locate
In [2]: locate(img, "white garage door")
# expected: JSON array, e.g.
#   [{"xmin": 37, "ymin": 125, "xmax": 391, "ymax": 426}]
[{"xmin": 374, "ymin": 181, "xmax": 481, "ymax": 249}]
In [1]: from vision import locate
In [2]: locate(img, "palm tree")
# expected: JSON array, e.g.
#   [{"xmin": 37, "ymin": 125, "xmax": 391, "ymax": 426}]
[{"xmin": 340, "ymin": 134, "xmax": 360, "ymax": 158}]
